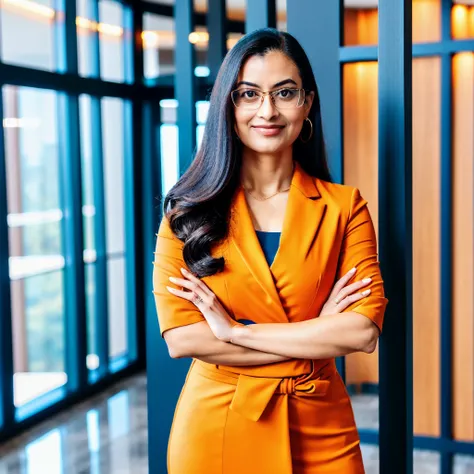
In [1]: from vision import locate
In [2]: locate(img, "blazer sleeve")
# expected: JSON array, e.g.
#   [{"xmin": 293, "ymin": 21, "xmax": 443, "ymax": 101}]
[
  {"xmin": 336, "ymin": 187, "xmax": 388, "ymax": 333},
  {"xmin": 152, "ymin": 216, "xmax": 206, "ymax": 337}
]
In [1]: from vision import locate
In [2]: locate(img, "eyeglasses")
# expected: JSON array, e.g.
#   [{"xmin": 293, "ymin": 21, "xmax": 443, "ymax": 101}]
[{"xmin": 230, "ymin": 87, "xmax": 307, "ymax": 110}]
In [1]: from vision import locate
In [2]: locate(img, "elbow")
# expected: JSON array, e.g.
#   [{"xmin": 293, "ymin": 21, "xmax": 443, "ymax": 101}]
[
  {"xmin": 163, "ymin": 330, "xmax": 192, "ymax": 359},
  {"xmin": 360, "ymin": 325, "xmax": 380, "ymax": 354}
]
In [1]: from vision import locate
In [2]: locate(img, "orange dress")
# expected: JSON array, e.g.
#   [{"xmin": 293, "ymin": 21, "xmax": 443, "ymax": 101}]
[{"xmin": 152, "ymin": 161, "xmax": 388, "ymax": 474}]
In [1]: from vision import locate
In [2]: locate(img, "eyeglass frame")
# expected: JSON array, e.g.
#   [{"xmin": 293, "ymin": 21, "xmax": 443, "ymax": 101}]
[{"xmin": 230, "ymin": 87, "xmax": 309, "ymax": 110}]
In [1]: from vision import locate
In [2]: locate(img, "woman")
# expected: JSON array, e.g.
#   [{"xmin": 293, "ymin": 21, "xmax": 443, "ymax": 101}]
[{"xmin": 153, "ymin": 28, "xmax": 388, "ymax": 474}]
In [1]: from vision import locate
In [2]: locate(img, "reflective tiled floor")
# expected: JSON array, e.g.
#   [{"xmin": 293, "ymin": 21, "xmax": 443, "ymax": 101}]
[
  {"xmin": 0, "ymin": 374, "xmax": 473, "ymax": 474},
  {"xmin": 0, "ymin": 374, "xmax": 148, "ymax": 474}
]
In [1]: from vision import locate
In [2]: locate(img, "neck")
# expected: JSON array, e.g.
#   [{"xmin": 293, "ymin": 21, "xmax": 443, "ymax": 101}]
[{"xmin": 240, "ymin": 149, "xmax": 294, "ymax": 195}]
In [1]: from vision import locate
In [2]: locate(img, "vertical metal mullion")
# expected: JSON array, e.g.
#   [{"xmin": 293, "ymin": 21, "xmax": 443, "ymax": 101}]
[
  {"xmin": 123, "ymin": 5, "xmax": 143, "ymax": 361},
  {"xmin": 207, "ymin": 0, "xmax": 227, "ymax": 82},
  {"xmin": 245, "ymin": 0, "xmax": 276, "ymax": 33},
  {"xmin": 91, "ymin": 97, "xmax": 109, "ymax": 378},
  {"xmin": 440, "ymin": 1, "xmax": 454, "ymax": 472},
  {"xmin": 0, "ymin": 77, "xmax": 15, "ymax": 432},
  {"xmin": 287, "ymin": 1, "xmax": 344, "ymax": 381},
  {"xmin": 175, "ymin": 0, "xmax": 197, "ymax": 175},
  {"xmin": 129, "ymin": 3, "xmax": 145, "ymax": 364},
  {"xmin": 58, "ymin": 0, "xmax": 88, "ymax": 392},
  {"xmin": 378, "ymin": 1, "xmax": 414, "ymax": 473}
]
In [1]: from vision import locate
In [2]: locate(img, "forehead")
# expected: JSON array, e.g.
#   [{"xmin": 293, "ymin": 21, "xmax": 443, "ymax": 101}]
[{"xmin": 236, "ymin": 50, "xmax": 301, "ymax": 87}]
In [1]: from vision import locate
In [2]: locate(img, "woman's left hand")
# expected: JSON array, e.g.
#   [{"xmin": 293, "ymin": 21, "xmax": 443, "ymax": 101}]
[{"xmin": 166, "ymin": 267, "xmax": 237, "ymax": 342}]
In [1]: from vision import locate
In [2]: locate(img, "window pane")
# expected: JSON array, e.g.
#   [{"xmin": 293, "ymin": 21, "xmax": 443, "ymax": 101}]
[
  {"xmin": 2, "ymin": 86, "xmax": 66, "ymax": 407},
  {"xmin": 101, "ymin": 97, "xmax": 125, "ymax": 255},
  {"xmin": 99, "ymin": 0, "xmax": 125, "ymax": 82},
  {"xmin": 77, "ymin": 0, "xmax": 98, "ymax": 78},
  {"xmin": 0, "ymin": 0, "xmax": 58, "ymax": 70},
  {"xmin": 85, "ymin": 264, "xmax": 99, "ymax": 371},
  {"xmin": 160, "ymin": 99, "xmax": 178, "ymax": 194},
  {"xmin": 143, "ymin": 13, "xmax": 175, "ymax": 80},
  {"xmin": 3, "ymin": 86, "xmax": 63, "ymax": 276},
  {"xmin": 107, "ymin": 258, "xmax": 127, "ymax": 359},
  {"xmin": 11, "ymin": 272, "xmax": 66, "ymax": 407},
  {"xmin": 79, "ymin": 95, "xmax": 96, "ymax": 259}
]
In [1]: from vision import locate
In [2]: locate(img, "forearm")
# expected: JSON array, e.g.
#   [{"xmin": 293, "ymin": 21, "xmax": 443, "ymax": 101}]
[
  {"xmin": 167, "ymin": 321, "xmax": 291, "ymax": 366},
  {"xmin": 230, "ymin": 312, "xmax": 378, "ymax": 359}
]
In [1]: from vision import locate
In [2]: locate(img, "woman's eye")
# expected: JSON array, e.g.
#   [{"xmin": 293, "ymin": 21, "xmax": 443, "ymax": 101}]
[
  {"xmin": 242, "ymin": 90, "xmax": 258, "ymax": 99},
  {"xmin": 276, "ymin": 88, "xmax": 296, "ymax": 99}
]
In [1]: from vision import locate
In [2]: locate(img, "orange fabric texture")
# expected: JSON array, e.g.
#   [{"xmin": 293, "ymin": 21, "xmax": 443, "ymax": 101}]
[{"xmin": 152, "ymin": 161, "xmax": 388, "ymax": 473}]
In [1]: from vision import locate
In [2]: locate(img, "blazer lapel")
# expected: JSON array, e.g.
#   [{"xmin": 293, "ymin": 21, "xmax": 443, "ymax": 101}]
[
  {"xmin": 229, "ymin": 161, "xmax": 327, "ymax": 316},
  {"xmin": 229, "ymin": 187, "xmax": 283, "ymax": 311},
  {"xmin": 271, "ymin": 162, "xmax": 327, "ymax": 275}
]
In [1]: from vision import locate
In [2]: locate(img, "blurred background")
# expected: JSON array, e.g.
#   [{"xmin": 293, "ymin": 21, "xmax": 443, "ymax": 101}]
[{"xmin": 0, "ymin": 0, "xmax": 472, "ymax": 473}]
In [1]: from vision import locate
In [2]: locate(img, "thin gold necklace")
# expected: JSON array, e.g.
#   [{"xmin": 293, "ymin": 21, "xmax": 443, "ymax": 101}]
[{"xmin": 241, "ymin": 163, "xmax": 295, "ymax": 201}]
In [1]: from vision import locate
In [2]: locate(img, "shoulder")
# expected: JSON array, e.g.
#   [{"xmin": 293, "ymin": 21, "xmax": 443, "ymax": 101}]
[{"xmin": 314, "ymin": 179, "xmax": 366, "ymax": 215}]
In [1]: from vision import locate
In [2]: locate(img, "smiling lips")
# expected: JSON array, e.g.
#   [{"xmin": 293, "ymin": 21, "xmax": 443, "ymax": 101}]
[{"xmin": 252, "ymin": 125, "xmax": 285, "ymax": 136}]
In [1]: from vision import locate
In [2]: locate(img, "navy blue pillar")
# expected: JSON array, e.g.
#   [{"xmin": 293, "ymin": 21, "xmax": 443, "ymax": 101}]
[
  {"xmin": 378, "ymin": 1, "xmax": 414, "ymax": 473},
  {"xmin": 287, "ymin": 1, "xmax": 344, "ymax": 379},
  {"xmin": 207, "ymin": 0, "xmax": 227, "ymax": 82},
  {"xmin": 245, "ymin": 0, "xmax": 276, "ymax": 33},
  {"xmin": 287, "ymin": 1, "xmax": 343, "ymax": 182},
  {"xmin": 175, "ymin": 0, "xmax": 197, "ymax": 174}
]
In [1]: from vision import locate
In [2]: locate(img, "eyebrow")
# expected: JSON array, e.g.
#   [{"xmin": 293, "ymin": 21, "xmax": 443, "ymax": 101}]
[{"xmin": 235, "ymin": 78, "xmax": 298, "ymax": 89}]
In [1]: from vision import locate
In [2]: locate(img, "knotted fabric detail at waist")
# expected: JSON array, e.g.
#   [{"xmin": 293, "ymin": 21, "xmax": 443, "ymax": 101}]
[{"xmin": 193, "ymin": 359, "xmax": 337, "ymax": 422}]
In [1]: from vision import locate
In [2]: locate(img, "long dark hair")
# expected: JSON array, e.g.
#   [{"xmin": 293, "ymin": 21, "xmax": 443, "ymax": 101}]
[{"xmin": 164, "ymin": 28, "xmax": 331, "ymax": 278}]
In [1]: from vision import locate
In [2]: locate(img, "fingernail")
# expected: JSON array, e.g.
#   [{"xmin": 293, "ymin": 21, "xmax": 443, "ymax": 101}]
[
  {"xmin": 350, "ymin": 267, "xmax": 356, "ymax": 273},
  {"xmin": 181, "ymin": 268, "xmax": 188, "ymax": 273},
  {"xmin": 362, "ymin": 289, "xmax": 371, "ymax": 295},
  {"xmin": 166, "ymin": 286, "xmax": 174, "ymax": 292},
  {"xmin": 363, "ymin": 277, "xmax": 372, "ymax": 283},
  {"xmin": 169, "ymin": 276, "xmax": 177, "ymax": 282}
]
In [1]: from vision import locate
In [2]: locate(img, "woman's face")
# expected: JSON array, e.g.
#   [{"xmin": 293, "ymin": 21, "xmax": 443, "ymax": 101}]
[{"xmin": 232, "ymin": 50, "xmax": 314, "ymax": 155}]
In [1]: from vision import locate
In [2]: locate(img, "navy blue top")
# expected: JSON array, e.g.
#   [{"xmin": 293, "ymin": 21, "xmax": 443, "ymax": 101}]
[
  {"xmin": 236, "ymin": 230, "xmax": 281, "ymax": 326},
  {"xmin": 255, "ymin": 230, "xmax": 281, "ymax": 267}
]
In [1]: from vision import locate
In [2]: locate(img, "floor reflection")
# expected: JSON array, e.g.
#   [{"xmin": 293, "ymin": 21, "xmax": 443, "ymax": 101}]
[
  {"xmin": 0, "ymin": 374, "xmax": 473, "ymax": 473},
  {"xmin": 0, "ymin": 373, "xmax": 147, "ymax": 474}
]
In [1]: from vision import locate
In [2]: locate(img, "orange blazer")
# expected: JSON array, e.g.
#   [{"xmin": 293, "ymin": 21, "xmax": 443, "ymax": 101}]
[{"xmin": 152, "ymin": 161, "xmax": 388, "ymax": 473}]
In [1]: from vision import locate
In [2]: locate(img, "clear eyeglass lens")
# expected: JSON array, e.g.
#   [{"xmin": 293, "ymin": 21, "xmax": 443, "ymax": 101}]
[{"xmin": 232, "ymin": 88, "xmax": 304, "ymax": 109}]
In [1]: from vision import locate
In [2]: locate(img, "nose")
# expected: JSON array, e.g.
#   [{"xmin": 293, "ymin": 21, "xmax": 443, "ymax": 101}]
[{"xmin": 257, "ymin": 94, "xmax": 279, "ymax": 120}]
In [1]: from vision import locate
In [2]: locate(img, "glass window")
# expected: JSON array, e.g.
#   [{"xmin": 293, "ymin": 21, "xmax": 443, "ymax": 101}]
[
  {"xmin": 99, "ymin": 0, "xmax": 125, "ymax": 82},
  {"xmin": 77, "ymin": 0, "xmax": 98, "ymax": 78},
  {"xmin": 160, "ymin": 99, "xmax": 179, "ymax": 194},
  {"xmin": 2, "ymin": 85, "xmax": 67, "ymax": 407},
  {"xmin": 196, "ymin": 100, "xmax": 209, "ymax": 148},
  {"xmin": 0, "ymin": 0, "xmax": 58, "ymax": 71},
  {"xmin": 143, "ymin": 13, "xmax": 176, "ymax": 80},
  {"xmin": 107, "ymin": 258, "xmax": 127, "ymax": 359},
  {"xmin": 101, "ymin": 97, "xmax": 125, "ymax": 255}
]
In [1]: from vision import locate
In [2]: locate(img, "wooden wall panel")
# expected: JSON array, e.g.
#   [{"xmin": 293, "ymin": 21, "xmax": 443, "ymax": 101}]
[
  {"xmin": 343, "ymin": 9, "xmax": 378, "ymax": 46},
  {"xmin": 452, "ymin": 52, "xmax": 474, "ymax": 441},
  {"xmin": 412, "ymin": 0, "xmax": 441, "ymax": 43},
  {"xmin": 343, "ymin": 62, "xmax": 379, "ymax": 386},
  {"xmin": 412, "ymin": 57, "xmax": 441, "ymax": 436},
  {"xmin": 452, "ymin": 5, "xmax": 474, "ymax": 39}
]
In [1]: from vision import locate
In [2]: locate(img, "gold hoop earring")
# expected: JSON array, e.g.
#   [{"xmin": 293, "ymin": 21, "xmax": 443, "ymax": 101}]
[{"xmin": 299, "ymin": 117, "xmax": 313, "ymax": 143}]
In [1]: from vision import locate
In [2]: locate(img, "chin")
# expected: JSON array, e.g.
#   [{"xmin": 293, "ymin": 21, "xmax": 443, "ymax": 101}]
[{"xmin": 245, "ymin": 140, "xmax": 289, "ymax": 154}]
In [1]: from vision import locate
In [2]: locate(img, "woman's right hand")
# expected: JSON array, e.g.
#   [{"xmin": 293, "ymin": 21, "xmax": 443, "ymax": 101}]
[{"xmin": 319, "ymin": 267, "xmax": 372, "ymax": 318}]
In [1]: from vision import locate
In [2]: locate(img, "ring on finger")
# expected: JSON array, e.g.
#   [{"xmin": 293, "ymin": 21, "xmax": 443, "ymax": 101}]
[{"xmin": 192, "ymin": 293, "xmax": 204, "ymax": 305}]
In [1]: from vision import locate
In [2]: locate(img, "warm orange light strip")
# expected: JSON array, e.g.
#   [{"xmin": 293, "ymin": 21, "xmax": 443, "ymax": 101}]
[{"xmin": 452, "ymin": 4, "xmax": 474, "ymax": 39}]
